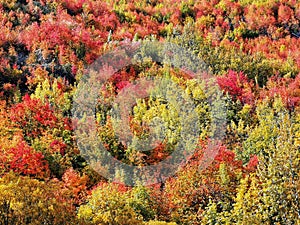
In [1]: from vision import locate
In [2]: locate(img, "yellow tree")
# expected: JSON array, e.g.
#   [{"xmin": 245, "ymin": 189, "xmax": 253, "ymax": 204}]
[
  {"xmin": 202, "ymin": 98, "xmax": 300, "ymax": 224},
  {"xmin": 0, "ymin": 172, "xmax": 79, "ymax": 225}
]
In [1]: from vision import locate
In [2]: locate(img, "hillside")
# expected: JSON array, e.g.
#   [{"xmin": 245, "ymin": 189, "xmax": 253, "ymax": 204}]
[{"xmin": 0, "ymin": 0, "xmax": 299, "ymax": 224}]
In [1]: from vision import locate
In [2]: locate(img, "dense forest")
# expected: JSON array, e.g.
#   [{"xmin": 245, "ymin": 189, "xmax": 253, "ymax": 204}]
[{"xmin": 0, "ymin": 0, "xmax": 299, "ymax": 224}]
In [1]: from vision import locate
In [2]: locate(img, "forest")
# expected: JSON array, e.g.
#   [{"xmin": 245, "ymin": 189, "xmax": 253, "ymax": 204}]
[{"xmin": 0, "ymin": 0, "xmax": 299, "ymax": 224}]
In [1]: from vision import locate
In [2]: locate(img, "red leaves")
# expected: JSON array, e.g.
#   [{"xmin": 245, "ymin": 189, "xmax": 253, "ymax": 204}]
[
  {"xmin": 62, "ymin": 0, "xmax": 86, "ymax": 13},
  {"xmin": 192, "ymin": 140, "xmax": 259, "ymax": 174},
  {"xmin": 116, "ymin": 80, "xmax": 131, "ymax": 91},
  {"xmin": 110, "ymin": 66, "xmax": 137, "ymax": 93},
  {"xmin": 1, "ymin": 140, "xmax": 49, "ymax": 177},
  {"xmin": 10, "ymin": 94, "xmax": 58, "ymax": 137},
  {"xmin": 214, "ymin": 145, "xmax": 243, "ymax": 169},
  {"xmin": 195, "ymin": 0, "xmax": 217, "ymax": 18},
  {"xmin": 217, "ymin": 70, "xmax": 245, "ymax": 97},
  {"xmin": 50, "ymin": 140, "xmax": 67, "ymax": 156},
  {"xmin": 245, "ymin": 155, "xmax": 259, "ymax": 172},
  {"xmin": 217, "ymin": 70, "xmax": 254, "ymax": 104}
]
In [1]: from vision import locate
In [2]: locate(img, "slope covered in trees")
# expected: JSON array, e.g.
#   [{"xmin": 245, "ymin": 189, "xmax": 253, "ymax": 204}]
[{"xmin": 0, "ymin": 0, "xmax": 299, "ymax": 224}]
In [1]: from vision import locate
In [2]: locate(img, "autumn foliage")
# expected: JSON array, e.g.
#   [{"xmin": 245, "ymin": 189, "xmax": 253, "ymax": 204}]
[{"xmin": 0, "ymin": 0, "xmax": 299, "ymax": 224}]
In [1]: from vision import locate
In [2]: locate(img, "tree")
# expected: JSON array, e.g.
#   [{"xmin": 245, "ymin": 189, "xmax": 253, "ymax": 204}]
[
  {"xmin": 202, "ymin": 98, "xmax": 300, "ymax": 224},
  {"xmin": 77, "ymin": 183, "xmax": 142, "ymax": 225},
  {"xmin": 0, "ymin": 172, "xmax": 79, "ymax": 225}
]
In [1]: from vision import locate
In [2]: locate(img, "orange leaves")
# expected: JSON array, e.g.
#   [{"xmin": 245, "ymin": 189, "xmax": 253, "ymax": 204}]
[
  {"xmin": 245, "ymin": 4, "xmax": 276, "ymax": 31},
  {"xmin": 62, "ymin": 168, "xmax": 88, "ymax": 204},
  {"xmin": 145, "ymin": 142, "xmax": 168, "ymax": 165},
  {"xmin": 278, "ymin": 4, "xmax": 294, "ymax": 23},
  {"xmin": 261, "ymin": 73, "xmax": 300, "ymax": 109}
]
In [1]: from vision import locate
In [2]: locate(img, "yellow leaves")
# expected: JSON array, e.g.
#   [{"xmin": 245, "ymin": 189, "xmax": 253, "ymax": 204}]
[
  {"xmin": 145, "ymin": 221, "xmax": 177, "ymax": 225},
  {"xmin": 241, "ymin": 98, "xmax": 288, "ymax": 161},
  {"xmin": 78, "ymin": 183, "xmax": 143, "ymax": 225},
  {"xmin": 237, "ymin": 104, "xmax": 252, "ymax": 120},
  {"xmin": 0, "ymin": 0, "xmax": 16, "ymax": 9},
  {"xmin": 293, "ymin": 113, "xmax": 300, "ymax": 147},
  {"xmin": 185, "ymin": 79, "xmax": 206, "ymax": 101},
  {"xmin": 279, "ymin": 44, "xmax": 286, "ymax": 54},
  {"xmin": 48, "ymin": 204, "xmax": 54, "ymax": 211},
  {"xmin": 196, "ymin": 15, "xmax": 215, "ymax": 28},
  {"xmin": 31, "ymin": 77, "xmax": 72, "ymax": 113},
  {"xmin": 217, "ymin": 99, "xmax": 300, "ymax": 224},
  {"xmin": 219, "ymin": 163, "xmax": 230, "ymax": 185},
  {"xmin": 162, "ymin": 23, "xmax": 174, "ymax": 36},
  {"xmin": 0, "ymin": 172, "xmax": 78, "ymax": 224},
  {"xmin": 77, "ymin": 205, "xmax": 93, "ymax": 220},
  {"xmin": 234, "ymin": 175, "xmax": 249, "ymax": 209},
  {"xmin": 211, "ymin": 101, "xmax": 299, "ymax": 223},
  {"xmin": 78, "ymin": 183, "xmax": 159, "ymax": 224},
  {"xmin": 226, "ymin": 174, "xmax": 263, "ymax": 224}
]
